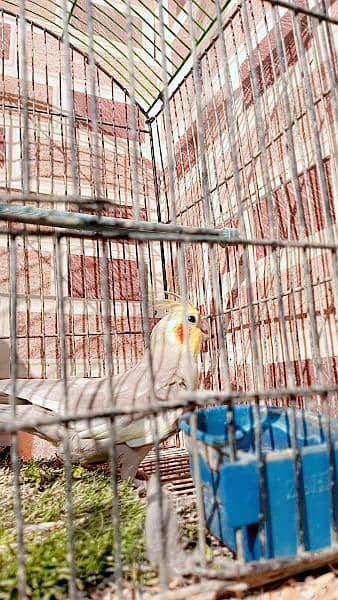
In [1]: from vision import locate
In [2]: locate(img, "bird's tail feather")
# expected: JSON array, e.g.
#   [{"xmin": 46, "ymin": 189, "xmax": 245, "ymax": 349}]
[{"xmin": 0, "ymin": 404, "xmax": 63, "ymax": 445}]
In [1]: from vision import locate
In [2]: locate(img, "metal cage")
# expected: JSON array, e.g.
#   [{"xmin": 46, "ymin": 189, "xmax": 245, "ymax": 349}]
[{"xmin": 0, "ymin": 0, "xmax": 337, "ymax": 597}]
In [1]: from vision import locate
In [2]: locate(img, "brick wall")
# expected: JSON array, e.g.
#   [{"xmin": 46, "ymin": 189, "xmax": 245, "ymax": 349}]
[
  {"xmin": 155, "ymin": 0, "xmax": 338, "ymax": 417},
  {"xmin": 0, "ymin": 11, "xmax": 162, "ymax": 456},
  {"xmin": 0, "ymin": 2, "xmax": 337, "ymax": 458}
]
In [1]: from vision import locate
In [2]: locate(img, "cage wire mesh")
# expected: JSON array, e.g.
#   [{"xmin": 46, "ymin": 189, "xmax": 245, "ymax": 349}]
[{"xmin": 0, "ymin": 0, "xmax": 337, "ymax": 596}]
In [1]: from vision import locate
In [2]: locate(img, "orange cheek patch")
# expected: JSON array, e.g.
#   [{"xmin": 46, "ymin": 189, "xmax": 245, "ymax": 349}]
[{"xmin": 174, "ymin": 322, "xmax": 184, "ymax": 344}]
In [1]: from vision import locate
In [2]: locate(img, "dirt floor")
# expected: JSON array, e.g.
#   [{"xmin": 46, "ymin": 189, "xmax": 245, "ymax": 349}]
[
  {"xmin": 90, "ymin": 569, "xmax": 338, "ymax": 599},
  {"xmin": 1, "ymin": 449, "xmax": 338, "ymax": 600}
]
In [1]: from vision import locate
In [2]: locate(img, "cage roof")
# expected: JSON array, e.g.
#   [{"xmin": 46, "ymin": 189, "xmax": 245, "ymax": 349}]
[{"xmin": 2, "ymin": 0, "xmax": 232, "ymax": 115}]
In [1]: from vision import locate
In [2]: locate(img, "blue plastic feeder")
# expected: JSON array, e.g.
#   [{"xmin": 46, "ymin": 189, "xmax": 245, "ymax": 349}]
[{"xmin": 180, "ymin": 406, "xmax": 338, "ymax": 561}]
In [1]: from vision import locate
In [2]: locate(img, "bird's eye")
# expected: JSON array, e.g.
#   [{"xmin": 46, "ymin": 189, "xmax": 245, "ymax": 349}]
[{"xmin": 187, "ymin": 314, "xmax": 197, "ymax": 323}]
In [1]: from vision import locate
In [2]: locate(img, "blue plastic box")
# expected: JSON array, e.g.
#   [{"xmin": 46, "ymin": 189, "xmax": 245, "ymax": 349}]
[{"xmin": 180, "ymin": 406, "xmax": 338, "ymax": 561}]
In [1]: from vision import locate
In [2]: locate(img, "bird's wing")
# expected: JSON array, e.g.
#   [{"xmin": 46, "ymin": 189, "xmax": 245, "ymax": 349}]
[
  {"xmin": 0, "ymin": 356, "xmax": 192, "ymax": 446},
  {"xmin": 0, "ymin": 377, "xmax": 109, "ymax": 414},
  {"xmin": 74, "ymin": 364, "xmax": 187, "ymax": 446},
  {"xmin": 118, "ymin": 408, "xmax": 183, "ymax": 447},
  {"xmin": 0, "ymin": 378, "xmax": 114, "ymax": 443},
  {"xmin": 106, "ymin": 364, "xmax": 189, "ymax": 447}
]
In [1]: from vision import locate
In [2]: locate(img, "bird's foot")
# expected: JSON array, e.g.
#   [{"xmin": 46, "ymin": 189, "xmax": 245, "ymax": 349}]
[
  {"xmin": 133, "ymin": 467, "xmax": 149, "ymax": 496},
  {"xmin": 132, "ymin": 475, "xmax": 148, "ymax": 497},
  {"xmin": 134, "ymin": 467, "xmax": 149, "ymax": 481}
]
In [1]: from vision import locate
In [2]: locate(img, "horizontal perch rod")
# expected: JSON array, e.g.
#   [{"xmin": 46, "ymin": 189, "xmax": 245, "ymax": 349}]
[
  {"xmin": 0, "ymin": 203, "xmax": 337, "ymax": 249},
  {"xmin": 0, "ymin": 202, "xmax": 239, "ymax": 244}
]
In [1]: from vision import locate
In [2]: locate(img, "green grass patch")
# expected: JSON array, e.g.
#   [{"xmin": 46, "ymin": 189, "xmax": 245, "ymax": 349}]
[{"xmin": 0, "ymin": 460, "xmax": 149, "ymax": 599}]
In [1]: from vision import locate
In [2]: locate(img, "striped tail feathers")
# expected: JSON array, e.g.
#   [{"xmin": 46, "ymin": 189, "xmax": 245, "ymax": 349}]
[{"xmin": 0, "ymin": 403, "xmax": 64, "ymax": 445}]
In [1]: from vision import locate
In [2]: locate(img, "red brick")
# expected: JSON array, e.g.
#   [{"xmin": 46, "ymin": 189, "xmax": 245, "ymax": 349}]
[
  {"xmin": 69, "ymin": 255, "xmax": 100, "ymax": 299},
  {"xmin": 262, "ymin": 356, "xmax": 338, "ymax": 397},
  {"xmin": 0, "ymin": 77, "xmax": 53, "ymax": 109},
  {"xmin": 70, "ymin": 314, "xmax": 152, "ymax": 337},
  {"xmin": 29, "ymin": 137, "xmax": 72, "ymax": 181},
  {"xmin": 117, "ymin": 332, "xmax": 144, "ymax": 359},
  {"xmin": 88, "ymin": 334, "xmax": 104, "ymax": 359},
  {"xmin": 69, "ymin": 255, "xmax": 141, "ymax": 301},
  {"xmin": 67, "ymin": 335, "xmax": 88, "ymax": 359},
  {"xmin": 226, "ymin": 356, "xmax": 338, "ymax": 403},
  {"xmin": 240, "ymin": 11, "xmax": 311, "ymax": 108},
  {"xmin": 73, "ymin": 92, "xmax": 145, "ymax": 141},
  {"xmin": 184, "ymin": 245, "xmax": 204, "ymax": 286},
  {"xmin": 99, "ymin": 204, "xmax": 148, "ymax": 221},
  {"xmin": 0, "ymin": 248, "xmax": 52, "ymax": 295},
  {"xmin": 68, "ymin": 313, "xmax": 101, "ymax": 335},
  {"xmin": 0, "ymin": 24, "xmax": 11, "ymax": 61},
  {"xmin": 17, "ymin": 311, "xmax": 57, "ymax": 337},
  {"xmin": 65, "ymin": 316, "xmax": 152, "ymax": 362},
  {"xmin": 110, "ymin": 259, "xmax": 141, "ymax": 301},
  {"xmin": 253, "ymin": 159, "xmax": 336, "ymax": 259},
  {"xmin": 222, "ymin": 251, "xmax": 335, "ymax": 343},
  {"xmin": 264, "ymin": 361, "xmax": 287, "ymax": 389},
  {"xmin": 174, "ymin": 121, "xmax": 198, "ymax": 179},
  {"xmin": 18, "ymin": 432, "xmax": 34, "ymax": 459},
  {"xmin": 18, "ymin": 433, "xmax": 56, "ymax": 460},
  {"xmin": 230, "ymin": 363, "xmax": 254, "ymax": 392},
  {"xmin": 178, "ymin": 194, "xmax": 203, "ymax": 227},
  {"xmin": 16, "ymin": 337, "xmax": 60, "ymax": 360},
  {"xmin": 71, "ymin": 148, "xmax": 152, "ymax": 196}
]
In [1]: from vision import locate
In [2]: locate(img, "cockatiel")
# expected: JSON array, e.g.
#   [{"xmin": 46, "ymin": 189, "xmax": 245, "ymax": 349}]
[{"xmin": 0, "ymin": 299, "xmax": 207, "ymax": 480}]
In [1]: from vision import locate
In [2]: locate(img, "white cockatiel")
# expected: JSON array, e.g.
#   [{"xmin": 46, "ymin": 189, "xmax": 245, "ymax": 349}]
[{"xmin": 0, "ymin": 299, "xmax": 207, "ymax": 479}]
